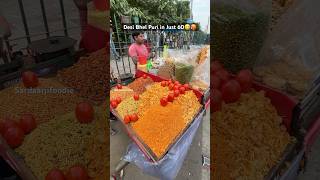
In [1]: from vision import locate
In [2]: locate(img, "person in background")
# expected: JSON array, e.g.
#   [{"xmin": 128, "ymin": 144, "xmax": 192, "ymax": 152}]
[
  {"xmin": 0, "ymin": 11, "xmax": 11, "ymax": 64},
  {"xmin": 128, "ymin": 31, "xmax": 154, "ymax": 70}
]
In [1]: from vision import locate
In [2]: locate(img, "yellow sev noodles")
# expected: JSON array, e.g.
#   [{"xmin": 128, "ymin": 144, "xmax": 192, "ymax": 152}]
[
  {"xmin": 15, "ymin": 107, "xmax": 108, "ymax": 179},
  {"xmin": 212, "ymin": 91, "xmax": 292, "ymax": 180},
  {"xmin": 128, "ymin": 83, "xmax": 201, "ymax": 158}
]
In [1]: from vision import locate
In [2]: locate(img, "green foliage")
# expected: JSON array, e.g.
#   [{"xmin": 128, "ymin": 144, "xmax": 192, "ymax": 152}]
[{"xmin": 111, "ymin": 0, "xmax": 191, "ymax": 24}]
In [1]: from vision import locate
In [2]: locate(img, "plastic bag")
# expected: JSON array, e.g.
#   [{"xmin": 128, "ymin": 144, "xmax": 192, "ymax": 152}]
[
  {"xmin": 212, "ymin": 0, "xmax": 272, "ymax": 73},
  {"xmin": 175, "ymin": 62, "xmax": 194, "ymax": 84},
  {"xmin": 254, "ymin": 0, "xmax": 320, "ymax": 98},
  {"xmin": 124, "ymin": 110, "xmax": 204, "ymax": 180},
  {"xmin": 190, "ymin": 46, "xmax": 210, "ymax": 91}
]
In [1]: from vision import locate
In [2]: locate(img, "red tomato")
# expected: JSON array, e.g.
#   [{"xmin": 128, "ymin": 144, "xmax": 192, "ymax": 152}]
[
  {"xmin": 130, "ymin": 114, "xmax": 139, "ymax": 122},
  {"xmin": 75, "ymin": 102, "xmax": 94, "ymax": 123},
  {"xmin": 168, "ymin": 84, "xmax": 174, "ymax": 90},
  {"xmin": 22, "ymin": 71, "xmax": 39, "ymax": 88},
  {"xmin": 133, "ymin": 94, "xmax": 139, "ymax": 101},
  {"xmin": 167, "ymin": 93, "xmax": 175, "ymax": 102},
  {"xmin": 174, "ymin": 81, "xmax": 180, "ymax": 86},
  {"xmin": 143, "ymin": 74, "xmax": 147, "ymax": 79},
  {"xmin": 110, "ymin": 100, "xmax": 118, "ymax": 109},
  {"xmin": 160, "ymin": 97, "xmax": 168, "ymax": 106},
  {"xmin": 212, "ymin": 76, "xmax": 221, "ymax": 89},
  {"xmin": 161, "ymin": 81, "xmax": 167, "ymax": 87},
  {"xmin": 116, "ymin": 97, "xmax": 122, "ymax": 104},
  {"xmin": 3, "ymin": 127, "xmax": 24, "ymax": 148},
  {"xmin": 173, "ymin": 85, "xmax": 180, "ymax": 91},
  {"xmin": 236, "ymin": 69, "xmax": 253, "ymax": 93},
  {"xmin": 124, "ymin": 115, "xmax": 131, "ymax": 124},
  {"xmin": 46, "ymin": 168, "xmax": 66, "ymax": 180},
  {"xmin": 212, "ymin": 61, "xmax": 223, "ymax": 73},
  {"xmin": 19, "ymin": 114, "xmax": 37, "ymax": 134},
  {"xmin": 0, "ymin": 118, "xmax": 19, "ymax": 136},
  {"xmin": 179, "ymin": 87, "xmax": 185, "ymax": 94},
  {"xmin": 66, "ymin": 166, "xmax": 88, "ymax": 180},
  {"xmin": 116, "ymin": 84, "xmax": 122, "ymax": 89},
  {"xmin": 212, "ymin": 89, "xmax": 222, "ymax": 112},
  {"xmin": 183, "ymin": 84, "xmax": 189, "ymax": 90},
  {"xmin": 174, "ymin": 90, "xmax": 180, "ymax": 97},
  {"xmin": 221, "ymin": 80, "xmax": 241, "ymax": 103},
  {"xmin": 215, "ymin": 70, "xmax": 230, "ymax": 84}
]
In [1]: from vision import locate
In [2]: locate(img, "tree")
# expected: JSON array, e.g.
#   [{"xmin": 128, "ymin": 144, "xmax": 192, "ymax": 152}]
[{"xmin": 111, "ymin": 0, "xmax": 191, "ymax": 24}]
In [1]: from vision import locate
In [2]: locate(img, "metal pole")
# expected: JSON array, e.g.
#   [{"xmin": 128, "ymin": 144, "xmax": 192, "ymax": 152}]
[
  {"xmin": 59, "ymin": 0, "xmax": 68, "ymax": 36},
  {"xmin": 114, "ymin": 14, "xmax": 127, "ymax": 74},
  {"xmin": 17, "ymin": 0, "xmax": 31, "ymax": 44},
  {"xmin": 40, "ymin": 0, "xmax": 50, "ymax": 37},
  {"xmin": 124, "ymin": 31, "xmax": 132, "ymax": 74}
]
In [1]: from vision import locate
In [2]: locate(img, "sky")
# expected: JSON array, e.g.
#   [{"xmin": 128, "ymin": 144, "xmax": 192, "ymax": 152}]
[{"xmin": 191, "ymin": 0, "xmax": 210, "ymax": 33}]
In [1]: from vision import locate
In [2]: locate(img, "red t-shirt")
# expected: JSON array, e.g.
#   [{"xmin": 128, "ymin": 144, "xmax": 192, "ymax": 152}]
[{"xmin": 128, "ymin": 43, "xmax": 149, "ymax": 59}]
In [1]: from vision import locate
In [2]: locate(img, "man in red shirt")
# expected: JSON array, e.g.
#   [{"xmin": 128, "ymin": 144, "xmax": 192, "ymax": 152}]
[{"xmin": 129, "ymin": 31, "xmax": 154, "ymax": 69}]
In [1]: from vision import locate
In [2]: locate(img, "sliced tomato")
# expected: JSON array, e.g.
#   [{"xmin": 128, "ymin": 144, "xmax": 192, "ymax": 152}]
[
  {"xmin": 215, "ymin": 70, "xmax": 230, "ymax": 84},
  {"xmin": 179, "ymin": 87, "xmax": 185, "ymax": 94},
  {"xmin": 160, "ymin": 97, "xmax": 168, "ymax": 106},
  {"xmin": 22, "ymin": 71, "xmax": 39, "ymax": 88},
  {"xmin": 130, "ymin": 114, "xmax": 139, "ymax": 122},
  {"xmin": 174, "ymin": 90, "xmax": 180, "ymax": 97},
  {"xmin": 0, "ymin": 118, "xmax": 19, "ymax": 136},
  {"xmin": 168, "ymin": 84, "xmax": 174, "ymax": 90},
  {"xmin": 221, "ymin": 80, "xmax": 241, "ymax": 103},
  {"xmin": 167, "ymin": 93, "xmax": 175, "ymax": 102},
  {"xmin": 173, "ymin": 85, "xmax": 180, "ymax": 91},
  {"xmin": 3, "ymin": 127, "xmax": 24, "ymax": 148},
  {"xmin": 124, "ymin": 115, "xmax": 131, "ymax": 124},
  {"xmin": 116, "ymin": 84, "xmax": 122, "ymax": 89},
  {"xmin": 183, "ymin": 84, "xmax": 189, "ymax": 90},
  {"xmin": 236, "ymin": 69, "xmax": 253, "ymax": 93},
  {"xmin": 115, "ymin": 97, "xmax": 122, "ymax": 104},
  {"xmin": 133, "ymin": 94, "xmax": 139, "ymax": 101},
  {"xmin": 110, "ymin": 100, "xmax": 118, "ymax": 109},
  {"xmin": 66, "ymin": 166, "xmax": 88, "ymax": 180},
  {"xmin": 46, "ymin": 168, "xmax": 66, "ymax": 180},
  {"xmin": 75, "ymin": 102, "xmax": 94, "ymax": 123},
  {"xmin": 19, "ymin": 114, "xmax": 37, "ymax": 134}
]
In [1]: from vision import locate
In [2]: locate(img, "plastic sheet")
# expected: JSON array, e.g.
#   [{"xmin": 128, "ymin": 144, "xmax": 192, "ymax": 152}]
[
  {"xmin": 191, "ymin": 47, "xmax": 210, "ymax": 91},
  {"xmin": 212, "ymin": 0, "xmax": 271, "ymax": 73},
  {"xmin": 124, "ymin": 109, "xmax": 204, "ymax": 180},
  {"xmin": 254, "ymin": 0, "xmax": 320, "ymax": 98}
]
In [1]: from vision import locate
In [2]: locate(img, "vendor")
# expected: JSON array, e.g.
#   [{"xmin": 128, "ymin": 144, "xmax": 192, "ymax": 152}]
[
  {"xmin": 129, "ymin": 31, "xmax": 154, "ymax": 71},
  {"xmin": 73, "ymin": 0, "xmax": 107, "ymax": 53}
]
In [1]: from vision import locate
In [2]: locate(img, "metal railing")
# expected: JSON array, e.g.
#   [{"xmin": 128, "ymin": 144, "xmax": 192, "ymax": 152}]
[{"xmin": 3, "ymin": 0, "xmax": 80, "ymax": 62}]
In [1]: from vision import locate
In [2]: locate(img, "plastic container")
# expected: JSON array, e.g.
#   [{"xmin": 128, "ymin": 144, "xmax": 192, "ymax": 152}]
[{"xmin": 93, "ymin": 0, "xmax": 108, "ymax": 11}]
